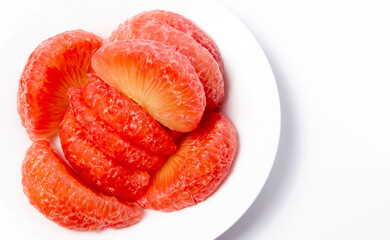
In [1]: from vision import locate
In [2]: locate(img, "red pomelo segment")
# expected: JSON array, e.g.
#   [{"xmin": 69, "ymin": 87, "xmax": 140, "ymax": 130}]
[
  {"xmin": 106, "ymin": 21, "xmax": 224, "ymax": 110},
  {"xmin": 60, "ymin": 108, "xmax": 149, "ymax": 202},
  {"xmin": 82, "ymin": 74, "xmax": 176, "ymax": 156},
  {"xmin": 69, "ymin": 87, "xmax": 166, "ymax": 170},
  {"xmin": 138, "ymin": 112, "xmax": 238, "ymax": 212},
  {"xmin": 127, "ymin": 10, "xmax": 224, "ymax": 75},
  {"xmin": 91, "ymin": 39, "xmax": 206, "ymax": 132},
  {"xmin": 17, "ymin": 30, "xmax": 102, "ymax": 140},
  {"xmin": 21, "ymin": 140, "xmax": 143, "ymax": 231},
  {"xmin": 163, "ymin": 127, "xmax": 185, "ymax": 144}
]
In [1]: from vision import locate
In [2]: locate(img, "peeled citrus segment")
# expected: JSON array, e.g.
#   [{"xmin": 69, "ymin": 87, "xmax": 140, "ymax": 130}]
[
  {"xmin": 126, "ymin": 10, "xmax": 224, "ymax": 75},
  {"xmin": 68, "ymin": 87, "xmax": 166, "ymax": 170},
  {"xmin": 138, "ymin": 112, "xmax": 238, "ymax": 212},
  {"xmin": 106, "ymin": 20, "xmax": 224, "ymax": 110},
  {"xmin": 21, "ymin": 140, "xmax": 143, "ymax": 231},
  {"xmin": 17, "ymin": 30, "xmax": 102, "ymax": 140},
  {"xmin": 91, "ymin": 39, "xmax": 206, "ymax": 132},
  {"xmin": 162, "ymin": 127, "xmax": 185, "ymax": 144},
  {"xmin": 82, "ymin": 74, "xmax": 176, "ymax": 156},
  {"xmin": 60, "ymin": 108, "xmax": 149, "ymax": 202}
]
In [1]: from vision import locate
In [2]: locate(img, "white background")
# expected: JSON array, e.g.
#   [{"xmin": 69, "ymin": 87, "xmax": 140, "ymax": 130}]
[{"xmin": 1, "ymin": 0, "xmax": 390, "ymax": 239}]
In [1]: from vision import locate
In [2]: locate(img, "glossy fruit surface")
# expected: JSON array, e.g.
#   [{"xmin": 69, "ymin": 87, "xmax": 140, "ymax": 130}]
[
  {"xmin": 60, "ymin": 108, "xmax": 149, "ymax": 201},
  {"xmin": 106, "ymin": 20, "xmax": 224, "ymax": 110},
  {"xmin": 82, "ymin": 74, "xmax": 176, "ymax": 156},
  {"xmin": 17, "ymin": 30, "xmax": 102, "ymax": 140},
  {"xmin": 163, "ymin": 127, "xmax": 185, "ymax": 144},
  {"xmin": 92, "ymin": 39, "xmax": 206, "ymax": 132},
  {"xmin": 69, "ymin": 87, "xmax": 166, "ymax": 170},
  {"xmin": 18, "ymin": 10, "xmax": 238, "ymax": 232},
  {"xmin": 22, "ymin": 140, "xmax": 143, "ymax": 231},
  {"xmin": 128, "ymin": 10, "xmax": 224, "ymax": 74},
  {"xmin": 138, "ymin": 112, "xmax": 238, "ymax": 212}
]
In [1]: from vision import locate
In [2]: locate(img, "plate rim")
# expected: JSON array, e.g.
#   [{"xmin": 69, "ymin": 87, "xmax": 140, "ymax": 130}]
[{"xmin": 0, "ymin": 0, "xmax": 281, "ymax": 239}]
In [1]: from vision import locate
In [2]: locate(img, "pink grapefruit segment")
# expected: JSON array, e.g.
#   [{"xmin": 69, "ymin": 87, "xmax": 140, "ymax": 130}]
[
  {"xmin": 60, "ymin": 108, "xmax": 149, "ymax": 202},
  {"xmin": 106, "ymin": 20, "xmax": 224, "ymax": 110},
  {"xmin": 138, "ymin": 112, "xmax": 238, "ymax": 212},
  {"xmin": 91, "ymin": 39, "xmax": 206, "ymax": 132},
  {"xmin": 82, "ymin": 74, "xmax": 177, "ymax": 156},
  {"xmin": 68, "ymin": 87, "xmax": 167, "ymax": 170},
  {"xmin": 22, "ymin": 140, "xmax": 143, "ymax": 231},
  {"xmin": 127, "ymin": 10, "xmax": 224, "ymax": 74},
  {"xmin": 17, "ymin": 30, "xmax": 102, "ymax": 140}
]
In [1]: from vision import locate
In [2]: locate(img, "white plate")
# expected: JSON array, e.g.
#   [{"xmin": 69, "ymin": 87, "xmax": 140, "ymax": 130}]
[{"xmin": 0, "ymin": 0, "xmax": 280, "ymax": 239}]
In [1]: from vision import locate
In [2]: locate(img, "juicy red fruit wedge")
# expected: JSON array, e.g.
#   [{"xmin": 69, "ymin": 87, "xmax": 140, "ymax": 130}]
[
  {"xmin": 106, "ymin": 20, "xmax": 224, "ymax": 110},
  {"xmin": 126, "ymin": 10, "xmax": 224, "ymax": 75},
  {"xmin": 68, "ymin": 87, "xmax": 167, "ymax": 170},
  {"xmin": 138, "ymin": 112, "xmax": 238, "ymax": 212},
  {"xmin": 17, "ymin": 30, "xmax": 102, "ymax": 140},
  {"xmin": 82, "ymin": 74, "xmax": 177, "ymax": 156},
  {"xmin": 22, "ymin": 140, "xmax": 143, "ymax": 231},
  {"xmin": 60, "ymin": 108, "xmax": 149, "ymax": 202},
  {"xmin": 18, "ymin": 9, "xmax": 238, "ymax": 232},
  {"xmin": 92, "ymin": 39, "xmax": 206, "ymax": 132}
]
